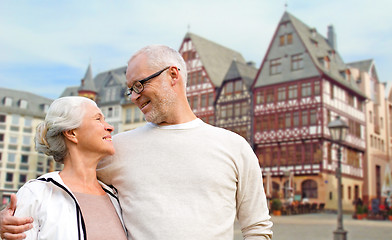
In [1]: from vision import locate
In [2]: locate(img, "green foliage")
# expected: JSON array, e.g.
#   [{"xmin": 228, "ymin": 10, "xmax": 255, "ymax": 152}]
[
  {"xmin": 363, "ymin": 205, "xmax": 368, "ymax": 214},
  {"xmin": 356, "ymin": 205, "xmax": 364, "ymax": 214},
  {"xmin": 388, "ymin": 208, "xmax": 392, "ymax": 216},
  {"xmin": 271, "ymin": 198, "xmax": 282, "ymax": 211}
]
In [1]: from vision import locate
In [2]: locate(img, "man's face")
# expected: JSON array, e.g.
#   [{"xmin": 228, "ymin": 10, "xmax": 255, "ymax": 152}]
[{"xmin": 126, "ymin": 55, "xmax": 176, "ymax": 124}]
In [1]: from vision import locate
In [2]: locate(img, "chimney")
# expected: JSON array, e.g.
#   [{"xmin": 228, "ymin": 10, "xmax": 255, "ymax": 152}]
[
  {"xmin": 327, "ymin": 25, "xmax": 337, "ymax": 50},
  {"xmin": 247, "ymin": 61, "xmax": 256, "ymax": 67}
]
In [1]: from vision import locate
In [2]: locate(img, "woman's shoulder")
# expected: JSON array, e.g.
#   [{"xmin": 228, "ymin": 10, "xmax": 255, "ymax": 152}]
[{"xmin": 17, "ymin": 172, "xmax": 62, "ymax": 197}]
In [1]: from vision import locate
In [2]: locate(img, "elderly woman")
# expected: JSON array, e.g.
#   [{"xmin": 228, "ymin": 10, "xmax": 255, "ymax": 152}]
[{"xmin": 12, "ymin": 96, "xmax": 127, "ymax": 240}]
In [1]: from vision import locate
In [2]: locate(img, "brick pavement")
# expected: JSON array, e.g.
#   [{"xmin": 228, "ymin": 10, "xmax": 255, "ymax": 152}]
[{"xmin": 233, "ymin": 213, "xmax": 392, "ymax": 240}]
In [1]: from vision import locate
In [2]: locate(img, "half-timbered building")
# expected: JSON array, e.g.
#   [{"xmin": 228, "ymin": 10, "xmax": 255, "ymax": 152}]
[
  {"xmin": 179, "ymin": 32, "xmax": 247, "ymax": 124},
  {"xmin": 215, "ymin": 60, "xmax": 257, "ymax": 143},
  {"xmin": 252, "ymin": 12, "xmax": 367, "ymax": 211}
]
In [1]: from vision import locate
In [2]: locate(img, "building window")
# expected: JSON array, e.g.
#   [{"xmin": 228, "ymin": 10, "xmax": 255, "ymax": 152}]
[
  {"xmin": 3, "ymin": 97, "xmax": 13, "ymax": 106},
  {"xmin": 278, "ymin": 113, "xmax": 285, "ymax": 129},
  {"xmin": 208, "ymin": 93, "xmax": 214, "ymax": 107},
  {"xmin": 301, "ymin": 82, "xmax": 312, "ymax": 97},
  {"xmin": 287, "ymin": 33, "xmax": 293, "ymax": 44},
  {"xmin": 302, "ymin": 180, "xmax": 318, "ymax": 198},
  {"xmin": 266, "ymin": 89, "xmax": 274, "ymax": 103},
  {"xmin": 19, "ymin": 174, "xmax": 27, "ymax": 183},
  {"xmin": 256, "ymin": 91, "xmax": 265, "ymax": 104},
  {"xmin": 8, "ymin": 153, "xmax": 16, "ymax": 162},
  {"xmin": 125, "ymin": 109, "xmax": 132, "ymax": 123},
  {"xmin": 227, "ymin": 104, "xmax": 233, "ymax": 118},
  {"xmin": 234, "ymin": 103, "xmax": 241, "ymax": 117},
  {"xmin": 21, "ymin": 155, "xmax": 28, "ymax": 163},
  {"xmin": 314, "ymin": 81, "xmax": 320, "ymax": 95},
  {"xmin": 291, "ymin": 54, "xmax": 304, "ymax": 71},
  {"xmin": 6, "ymin": 172, "xmax": 13, "ymax": 182},
  {"xmin": 270, "ymin": 58, "xmax": 282, "ymax": 75},
  {"xmin": 24, "ymin": 117, "xmax": 32, "ymax": 127},
  {"xmin": 302, "ymin": 110, "xmax": 308, "ymax": 126},
  {"xmin": 285, "ymin": 112, "xmax": 291, "ymax": 128},
  {"xmin": 0, "ymin": 114, "xmax": 5, "ymax": 122},
  {"xmin": 310, "ymin": 109, "xmax": 317, "ymax": 125},
  {"xmin": 279, "ymin": 35, "xmax": 285, "ymax": 46},
  {"xmin": 192, "ymin": 96, "xmax": 198, "ymax": 110},
  {"xmin": 225, "ymin": 82, "xmax": 233, "ymax": 95},
  {"xmin": 40, "ymin": 104, "xmax": 50, "ymax": 113},
  {"xmin": 11, "ymin": 115, "xmax": 20, "ymax": 125},
  {"xmin": 10, "ymin": 136, "xmax": 18, "ymax": 144},
  {"xmin": 288, "ymin": 85, "xmax": 298, "ymax": 99},
  {"xmin": 234, "ymin": 81, "xmax": 242, "ymax": 93},
  {"xmin": 201, "ymin": 94, "xmax": 207, "ymax": 108},
  {"xmin": 220, "ymin": 105, "xmax": 227, "ymax": 119},
  {"xmin": 182, "ymin": 50, "xmax": 196, "ymax": 61},
  {"xmin": 293, "ymin": 112, "xmax": 299, "ymax": 127},
  {"xmin": 18, "ymin": 100, "xmax": 28, "ymax": 109},
  {"xmin": 278, "ymin": 87, "xmax": 286, "ymax": 101},
  {"xmin": 134, "ymin": 108, "xmax": 141, "ymax": 122},
  {"xmin": 330, "ymin": 83, "xmax": 334, "ymax": 99},
  {"xmin": 22, "ymin": 136, "xmax": 30, "ymax": 145},
  {"xmin": 279, "ymin": 33, "xmax": 293, "ymax": 46},
  {"xmin": 241, "ymin": 102, "xmax": 249, "ymax": 116},
  {"xmin": 0, "ymin": 133, "xmax": 4, "ymax": 142}
]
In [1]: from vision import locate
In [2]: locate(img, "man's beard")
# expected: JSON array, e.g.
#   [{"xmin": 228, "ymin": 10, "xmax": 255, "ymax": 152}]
[{"xmin": 144, "ymin": 82, "xmax": 176, "ymax": 124}]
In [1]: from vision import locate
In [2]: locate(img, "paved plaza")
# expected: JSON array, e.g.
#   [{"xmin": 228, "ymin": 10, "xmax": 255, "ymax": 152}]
[{"xmin": 233, "ymin": 213, "xmax": 392, "ymax": 240}]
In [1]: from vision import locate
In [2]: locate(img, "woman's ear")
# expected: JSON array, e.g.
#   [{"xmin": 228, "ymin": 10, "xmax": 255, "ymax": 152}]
[{"xmin": 63, "ymin": 130, "xmax": 78, "ymax": 144}]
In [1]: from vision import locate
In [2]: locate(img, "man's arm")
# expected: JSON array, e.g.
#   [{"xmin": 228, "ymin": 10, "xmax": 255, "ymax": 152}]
[
  {"xmin": 236, "ymin": 141, "xmax": 273, "ymax": 240},
  {"xmin": 0, "ymin": 194, "xmax": 33, "ymax": 240}
]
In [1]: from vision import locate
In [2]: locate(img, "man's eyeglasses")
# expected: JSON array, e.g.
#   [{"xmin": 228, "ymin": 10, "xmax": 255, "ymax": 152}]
[{"xmin": 126, "ymin": 66, "xmax": 174, "ymax": 95}]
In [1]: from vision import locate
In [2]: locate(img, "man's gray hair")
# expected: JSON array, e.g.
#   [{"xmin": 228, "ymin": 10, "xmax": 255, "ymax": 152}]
[
  {"xmin": 35, "ymin": 96, "xmax": 97, "ymax": 163},
  {"xmin": 129, "ymin": 45, "xmax": 188, "ymax": 88}
]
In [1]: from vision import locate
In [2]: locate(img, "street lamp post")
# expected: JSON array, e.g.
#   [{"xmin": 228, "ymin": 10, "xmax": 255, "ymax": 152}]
[{"xmin": 328, "ymin": 116, "xmax": 348, "ymax": 240}]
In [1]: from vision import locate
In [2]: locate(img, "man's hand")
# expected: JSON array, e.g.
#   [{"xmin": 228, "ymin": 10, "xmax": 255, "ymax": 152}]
[{"xmin": 0, "ymin": 194, "xmax": 33, "ymax": 240}]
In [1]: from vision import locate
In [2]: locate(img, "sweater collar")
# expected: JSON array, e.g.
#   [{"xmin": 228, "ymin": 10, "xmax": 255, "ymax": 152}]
[{"xmin": 147, "ymin": 118, "xmax": 203, "ymax": 130}]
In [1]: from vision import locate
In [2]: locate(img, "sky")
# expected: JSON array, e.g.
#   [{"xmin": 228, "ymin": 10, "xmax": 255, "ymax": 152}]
[{"xmin": 1, "ymin": 0, "xmax": 391, "ymax": 99}]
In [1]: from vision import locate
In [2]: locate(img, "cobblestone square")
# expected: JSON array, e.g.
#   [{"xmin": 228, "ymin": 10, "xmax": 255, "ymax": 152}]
[{"xmin": 233, "ymin": 213, "xmax": 392, "ymax": 240}]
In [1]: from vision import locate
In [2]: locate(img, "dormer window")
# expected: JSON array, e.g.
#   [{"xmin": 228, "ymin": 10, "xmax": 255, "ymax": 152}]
[
  {"xmin": 18, "ymin": 99, "xmax": 28, "ymax": 109},
  {"xmin": 318, "ymin": 56, "xmax": 330, "ymax": 70},
  {"xmin": 40, "ymin": 104, "xmax": 49, "ymax": 113},
  {"xmin": 3, "ymin": 97, "xmax": 12, "ymax": 106},
  {"xmin": 310, "ymin": 28, "xmax": 317, "ymax": 37}
]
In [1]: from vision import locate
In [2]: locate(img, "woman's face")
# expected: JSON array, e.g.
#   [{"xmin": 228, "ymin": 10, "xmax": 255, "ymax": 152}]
[{"xmin": 74, "ymin": 103, "xmax": 115, "ymax": 158}]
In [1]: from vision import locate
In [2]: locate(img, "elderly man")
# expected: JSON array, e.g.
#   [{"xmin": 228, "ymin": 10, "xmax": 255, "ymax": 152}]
[{"xmin": 1, "ymin": 45, "xmax": 273, "ymax": 240}]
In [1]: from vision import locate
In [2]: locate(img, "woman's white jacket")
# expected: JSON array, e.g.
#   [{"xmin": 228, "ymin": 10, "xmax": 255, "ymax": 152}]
[{"xmin": 14, "ymin": 171, "xmax": 126, "ymax": 240}]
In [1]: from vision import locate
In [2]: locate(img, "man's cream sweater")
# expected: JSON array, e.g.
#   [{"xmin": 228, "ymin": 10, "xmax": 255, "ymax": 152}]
[{"xmin": 97, "ymin": 119, "xmax": 273, "ymax": 239}]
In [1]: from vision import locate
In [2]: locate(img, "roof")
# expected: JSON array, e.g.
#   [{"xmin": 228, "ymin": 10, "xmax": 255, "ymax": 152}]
[
  {"xmin": 347, "ymin": 59, "xmax": 373, "ymax": 73},
  {"xmin": 224, "ymin": 60, "xmax": 258, "ymax": 88},
  {"xmin": 78, "ymin": 64, "xmax": 97, "ymax": 92},
  {"xmin": 254, "ymin": 12, "xmax": 364, "ymax": 98},
  {"xmin": 184, "ymin": 32, "xmax": 246, "ymax": 87},
  {"xmin": 0, "ymin": 87, "xmax": 53, "ymax": 118},
  {"xmin": 285, "ymin": 12, "xmax": 364, "ymax": 97}
]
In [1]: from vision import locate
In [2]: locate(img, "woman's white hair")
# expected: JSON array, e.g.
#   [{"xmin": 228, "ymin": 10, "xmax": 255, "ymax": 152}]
[
  {"xmin": 35, "ymin": 96, "xmax": 97, "ymax": 163},
  {"xmin": 129, "ymin": 45, "xmax": 188, "ymax": 90}
]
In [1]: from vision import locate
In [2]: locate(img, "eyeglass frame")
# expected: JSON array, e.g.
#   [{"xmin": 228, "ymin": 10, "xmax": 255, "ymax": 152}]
[{"xmin": 126, "ymin": 66, "xmax": 177, "ymax": 96}]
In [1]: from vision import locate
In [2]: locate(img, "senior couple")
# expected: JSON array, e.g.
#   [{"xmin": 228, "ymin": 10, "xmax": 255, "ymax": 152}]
[{"xmin": 0, "ymin": 45, "xmax": 273, "ymax": 240}]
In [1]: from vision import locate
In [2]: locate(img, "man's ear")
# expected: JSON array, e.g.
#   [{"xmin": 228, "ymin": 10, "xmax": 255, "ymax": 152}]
[
  {"xmin": 63, "ymin": 130, "xmax": 78, "ymax": 143},
  {"xmin": 169, "ymin": 66, "xmax": 180, "ymax": 86}
]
